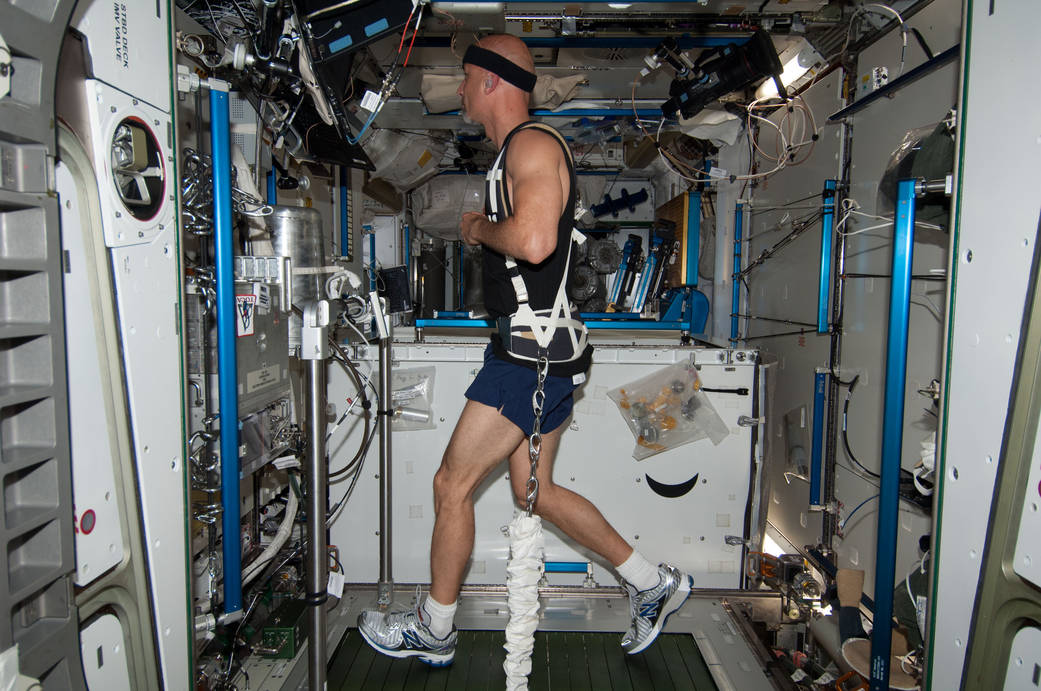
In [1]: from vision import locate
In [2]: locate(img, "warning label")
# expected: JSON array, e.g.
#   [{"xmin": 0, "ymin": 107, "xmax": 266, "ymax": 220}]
[{"xmin": 235, "ymin": 294, "xmax": 257, "ymax": 336}]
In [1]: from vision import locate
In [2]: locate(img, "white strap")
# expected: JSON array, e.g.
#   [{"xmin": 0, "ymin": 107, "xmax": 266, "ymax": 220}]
[
  {"xmin": 503, "ymin": 255, "xmax": 530, "ymax": 305},
  {"xmin": 506, "ymin": 237, "xmax": 588, "ymax": 358},
  {"xmin": 485, "ymin": 123, "xmax": 589, "ymax": 361}
]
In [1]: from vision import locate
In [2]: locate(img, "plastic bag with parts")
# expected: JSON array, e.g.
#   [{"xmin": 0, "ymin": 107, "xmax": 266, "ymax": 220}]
[{"xmin": 607, "ymin": 358, "xmax": 729, "ymax": 461}]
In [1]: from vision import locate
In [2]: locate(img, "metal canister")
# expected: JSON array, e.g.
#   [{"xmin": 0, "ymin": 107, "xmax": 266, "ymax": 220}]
[{"xmin": 268, "ymin": 205, "xmax": 326, "ymax": 351}]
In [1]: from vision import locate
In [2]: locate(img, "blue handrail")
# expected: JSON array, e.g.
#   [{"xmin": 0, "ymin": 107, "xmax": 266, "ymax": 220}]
[
  {"xmin": 210, "ymin": 83, "xmax": 242, "ymax": 616},
  {"xmin": 869, "ymin": 179, "xmax": 918, "ymax": 691}
]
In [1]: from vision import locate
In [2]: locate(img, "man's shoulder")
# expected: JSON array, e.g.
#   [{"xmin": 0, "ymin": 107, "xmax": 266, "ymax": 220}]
[
  {"xmin": 509, "ymin": 125, "xmax": 563, "ymax": 146},
  {"xmin": 505, "ymin": 127, "xmax": 566, "ymax": 167}
]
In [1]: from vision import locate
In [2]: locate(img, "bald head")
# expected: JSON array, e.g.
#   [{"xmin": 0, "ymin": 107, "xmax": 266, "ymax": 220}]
[
  {"xmin": 458, "ymin": 33, "xmax": 536, "ymax": 143},
  {"xmin": 477, "ymin": 34, "xmax": 535, "ymax": 75}
]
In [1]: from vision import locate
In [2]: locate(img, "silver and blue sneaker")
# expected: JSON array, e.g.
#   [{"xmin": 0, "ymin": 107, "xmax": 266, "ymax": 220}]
[
  {"xmin": 621, "ymin": 563, "xmax": 693, "ymax": 654},
  {"xmin": 357, "ymin": 607, "xmax": 457, "ymax": 666}
]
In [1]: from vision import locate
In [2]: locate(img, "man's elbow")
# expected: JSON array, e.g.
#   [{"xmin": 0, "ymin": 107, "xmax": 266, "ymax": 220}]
[{"xmin": 524, "ymin": 231, "xmax": 557, "ymax": 265}]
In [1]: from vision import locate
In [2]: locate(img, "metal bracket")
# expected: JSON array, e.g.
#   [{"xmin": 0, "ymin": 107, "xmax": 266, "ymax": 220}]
[
  {"xmin": 234, "ymin": 254, "xmax": 293, "ymax": 313},
  {"xmin": 376, "ymin": 581, "xmax": 394, "ymax": 608},
  {"xmin": 300, "ymin": 300, "xmax": 330, "ymax": 360}
]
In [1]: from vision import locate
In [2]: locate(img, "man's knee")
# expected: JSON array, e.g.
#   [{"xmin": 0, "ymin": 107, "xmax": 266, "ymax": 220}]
[{"xmin": 433, "ymin": 454, "xmax": 475, "ymax": 506}]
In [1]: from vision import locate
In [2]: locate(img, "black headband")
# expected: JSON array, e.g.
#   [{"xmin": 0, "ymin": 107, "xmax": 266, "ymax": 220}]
[{"xmin": 463, "ymin": 44, "xmax": 537, "ymax": 93}]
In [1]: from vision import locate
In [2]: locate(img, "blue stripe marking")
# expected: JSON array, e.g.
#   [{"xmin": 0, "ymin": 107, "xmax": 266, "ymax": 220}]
[
  {"xmin": 544, "ymin": 561, "xmax": 589, "ymax": 573},
  {"xmin": 365, "ymin": 18, "xmax": 389, "ymax": 37},
  {"xmin": 731, "ymin": 202, "xmax": 743, "ymax": 340},
  {"xmin": 818, "ymin": 180, "xmax": 837, "ymax": 333},
  {"xmin": 339, "ymin": 167, "xmax": 349, "ymax": 258},
  {"xmin": 685, "ymin": 192, "xmax": 701, "ymax": 286},
  {"xmin": 809, "ymin": 370, "xmax": 826, "ymax": 508},
  {"xmin": 328, "ymin": 33, "xmax": 353, "ymax": 54}
]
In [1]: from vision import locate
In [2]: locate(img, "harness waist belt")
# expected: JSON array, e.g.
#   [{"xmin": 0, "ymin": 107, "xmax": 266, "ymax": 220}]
[{"xmin": 497, "ymin": 315, "xmax": 584, "ymax": 363}]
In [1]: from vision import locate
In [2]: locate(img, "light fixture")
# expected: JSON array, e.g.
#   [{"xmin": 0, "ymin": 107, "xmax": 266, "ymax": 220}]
[
  {"xmin": 762, "ymin": 534, "xmax": 786, "ymax": 558},
  {"xmin": 607, "ymin": 3, "xmax": 633, "ymax": 7},
  {"xmin": 755, "ymin": 38, "xmax": 823, "ymax": 100}
]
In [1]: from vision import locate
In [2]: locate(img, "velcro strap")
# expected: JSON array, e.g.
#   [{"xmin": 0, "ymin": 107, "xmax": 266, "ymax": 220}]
[{"xmin": 503, "ymin": 256, "xmax": 529, "ymax": 304}]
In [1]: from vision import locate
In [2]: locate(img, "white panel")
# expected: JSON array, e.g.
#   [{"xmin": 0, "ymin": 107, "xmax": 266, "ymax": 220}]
[
  {"xmin": 83, "ymin": 80, "xmax": 174, "ymax": 248},
  {"xmin": 55, "ymin": 162, "xmax": 125, "ymax": 587},
  {"xmin": 328, "ymin": 343, "xmax": 757, "ymax": 590},
  {"xmin": 110, "ymin": 227, "xmax": 188, "ymax": 690},
  {"xmin": 835, "ymin": 0, "xmax": 960, "ymax": 599},
  {"xmin": 1005, "ymin": 627, "xmax": 1041, "ymax": 690},
  {"xmin": 931, "ymin": 2, "xmax": 1041, "ymax": 689},
  {"xmin": 710, "ymin": 146, "xmax": 744, "ymax": 345},
  {"xmin": 80, "ymin": 614, "xmax": 132, "ymax": 691},
  {"xmin": 734, "ymin": 66, "xmax": 844, "ymax": 558},
  {"xmin": 1015, "ymin": 420, "xmax": 1041, "ymax": 588},
  {"xmin": 737, "ymin": 0, "xmax": 961, "ymax": 602},
  {"xmin": 366, "ymin": 214, "xmax": 400, "ymax": 270},
  {"xmin": 855, "ymin": 0, "xmax": 962, "ymax": 103},
  {"xmin": 73, "ymin": 0, "xmax": 171, "ymax": 113},
  {"xmin": 686, "ymin": 600, "xmax": 774, "ymax": 691}
]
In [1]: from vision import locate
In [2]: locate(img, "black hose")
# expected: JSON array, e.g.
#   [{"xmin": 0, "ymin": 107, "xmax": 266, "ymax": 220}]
[{"xmin": 842, "ymin": 376, "xmax": 880, "ymax": 478}]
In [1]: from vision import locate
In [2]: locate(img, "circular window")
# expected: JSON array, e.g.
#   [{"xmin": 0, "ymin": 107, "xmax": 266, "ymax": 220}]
[{"xmin": 110, "ymin": 117, "xmax": 166, "ymax": 221}]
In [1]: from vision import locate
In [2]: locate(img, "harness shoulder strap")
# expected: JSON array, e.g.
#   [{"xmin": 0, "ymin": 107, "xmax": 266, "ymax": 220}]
[{"xmin": 486, "ymin": 122, "xmax": 589, "ymax": 363}]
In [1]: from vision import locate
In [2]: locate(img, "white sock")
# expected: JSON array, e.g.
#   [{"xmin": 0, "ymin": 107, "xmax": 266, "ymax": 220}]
[
  {"xmin": 615, "ymin": 550, "xmax": 661, "ymax": 592},
  {"xmin": 422, "ymin": 595, "xmax": 457, "ymax": 639}
]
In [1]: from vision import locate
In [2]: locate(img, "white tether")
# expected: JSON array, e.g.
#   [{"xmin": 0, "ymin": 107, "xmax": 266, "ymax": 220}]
[
  {"xmin": 242, "ymin": 485, "xmax": 299, "ymax": 586},
  {"xmin": 503, "ymin": 513, "xmax": 545, "ymax": 690}
]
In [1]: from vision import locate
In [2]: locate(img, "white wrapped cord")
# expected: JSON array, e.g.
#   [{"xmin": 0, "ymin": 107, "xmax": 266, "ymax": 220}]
[{"xmin": 503, "ymin": 513, "xmax": 545, "ymax": 690}]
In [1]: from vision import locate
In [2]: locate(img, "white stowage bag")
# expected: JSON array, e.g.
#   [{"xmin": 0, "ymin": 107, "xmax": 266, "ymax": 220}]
[
  {"xmin": 412, "ymin": 175, "xmax": 485, "ymax": 240},
  {"xmin": 503, "ymin": 513, "xmax": 545, "ymax": 691}
]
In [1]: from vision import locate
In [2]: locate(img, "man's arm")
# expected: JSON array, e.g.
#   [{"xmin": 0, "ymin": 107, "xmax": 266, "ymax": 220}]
[{"xmin": 460, "ymin": 129, "xmax": 565, "ymax": 264}]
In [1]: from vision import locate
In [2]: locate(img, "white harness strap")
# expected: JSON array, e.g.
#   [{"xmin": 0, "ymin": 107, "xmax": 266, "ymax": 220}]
[{"xmin": 485, "ymin": 123, "xmax": 589, "ymax": 363}]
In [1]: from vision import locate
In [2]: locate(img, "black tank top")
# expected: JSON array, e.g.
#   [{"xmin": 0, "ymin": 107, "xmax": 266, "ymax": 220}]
[{"xmin": 482, "ymin": 121, "xmax": 593, "ymax": 376}]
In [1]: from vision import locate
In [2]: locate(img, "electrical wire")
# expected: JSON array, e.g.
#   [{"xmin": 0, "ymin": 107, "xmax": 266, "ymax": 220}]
[
  {"xmin": 403, "ymin": 3, "xmax": 425, "ymax": 67},
  {"xmin": 837, "ymin": 197, "xmax": 944, "ymax": 237},
  {"xmin": 326, "ymin": 430, "xmax": 373, "ymax": 527},
  {"xmin": 838, "ymin": 494, "xmax": 879, "ymax": 533},
  {"xmin": 840, "ymin": 3, "xmax": 907, "ymax": 77},
  {"xmin": 905, "ymin": 549, "xmax": 929, "ymax": 605},
  {"xmin": 842, "ymin": 375, "xmax": 881, "ymax": 478},
  {"xmin": 397, "ymin": 3, "xmax": 419, "ymax": 54},
  {"xmin": 327, "ymin": 344, "xmax": 378, "ymax": 480}
]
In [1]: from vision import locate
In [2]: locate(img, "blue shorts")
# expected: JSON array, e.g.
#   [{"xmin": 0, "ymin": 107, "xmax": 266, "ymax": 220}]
[{"xmin": 465, "ymin": 344, "xmax": 583, "ymax": 435}]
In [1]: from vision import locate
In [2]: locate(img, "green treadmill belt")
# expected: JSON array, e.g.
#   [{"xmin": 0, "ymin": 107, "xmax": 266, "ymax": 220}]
[{"xmin": 329, "ymin": 630, "xmax": 719, "ymax": 690}]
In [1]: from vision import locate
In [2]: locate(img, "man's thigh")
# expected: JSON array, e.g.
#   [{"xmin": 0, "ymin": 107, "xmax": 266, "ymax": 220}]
[{"xmin": 440, "ymin": 398, "xmax": 527, "ymax": 489}]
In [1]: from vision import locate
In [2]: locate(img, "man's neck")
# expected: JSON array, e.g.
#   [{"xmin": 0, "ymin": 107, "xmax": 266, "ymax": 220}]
[{"xmin": 486, "ymin": 106, "xmax": 531, "ymax": 150}]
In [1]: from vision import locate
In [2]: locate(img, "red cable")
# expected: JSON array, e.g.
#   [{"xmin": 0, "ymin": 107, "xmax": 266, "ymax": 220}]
[
  {"xmin": 397, "ymin": 5, "xmax": 417, "ymax": 53},
  {"xmin": 403, "ymin": 25, "xmax": 420, "ymax": 66},
  {"xmin": 402, "ymin": 6, "xmax": 424, "ymax": 67}
]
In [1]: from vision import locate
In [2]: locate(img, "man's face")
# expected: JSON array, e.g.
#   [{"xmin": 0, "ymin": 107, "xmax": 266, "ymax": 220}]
[{"xmin": 458, "ymin": 63, "xmax": 483, "ymax": 125}]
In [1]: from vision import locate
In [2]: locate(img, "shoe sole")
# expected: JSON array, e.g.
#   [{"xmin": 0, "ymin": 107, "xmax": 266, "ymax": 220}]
[
  {"xmin": 626, "ymin": 574, "xmax": 693, "ymax": 655},
  {"xmin": 358, "ymin": 626, "xmax": 455, "ymax": 666}
]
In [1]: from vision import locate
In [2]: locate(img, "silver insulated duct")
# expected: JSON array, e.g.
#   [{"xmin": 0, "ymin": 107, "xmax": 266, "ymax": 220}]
[{"xmin": 268, "ymin": 206, "xmax": 327, "ymax": 351}]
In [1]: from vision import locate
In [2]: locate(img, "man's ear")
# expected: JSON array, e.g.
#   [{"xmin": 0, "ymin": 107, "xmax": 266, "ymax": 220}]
[{"xmin": 484, "ymin": 75, "xmax": 496, "ymax": 91}]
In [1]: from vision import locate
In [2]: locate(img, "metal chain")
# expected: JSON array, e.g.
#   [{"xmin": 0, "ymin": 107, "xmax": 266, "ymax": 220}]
[{"xmin": 525, "ymin": 355, "xmax": 550, "ymax": 516}]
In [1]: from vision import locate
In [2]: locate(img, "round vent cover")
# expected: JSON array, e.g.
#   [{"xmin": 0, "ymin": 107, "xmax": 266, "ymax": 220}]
[{"xmin": 110, "ymin": 117, "xmax": 166, "ymax": 221}]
